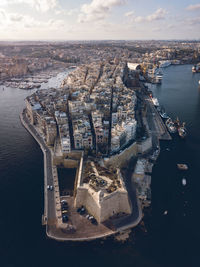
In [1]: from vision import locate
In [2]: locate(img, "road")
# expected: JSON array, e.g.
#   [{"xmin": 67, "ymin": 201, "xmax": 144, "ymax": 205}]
[{"xmin": 21, "ymin": 110, "xmax": 56, "ymax": 233}]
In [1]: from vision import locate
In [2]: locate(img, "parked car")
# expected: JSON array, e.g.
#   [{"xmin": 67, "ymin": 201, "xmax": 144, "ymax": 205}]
[
  {"xmin": 91, "ymin": 218, "xmax": 98, "ymax": 225},
  {"xmin": 62, "ymin": 215, "xmax": 68, "ymax": 223}
]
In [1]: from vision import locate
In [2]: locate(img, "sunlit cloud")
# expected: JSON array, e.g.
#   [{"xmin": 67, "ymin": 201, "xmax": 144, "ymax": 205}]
[
  {"xmin": 78, "ymin": 0, "xmax": 127, "ymax": 23},
  {"xmin": 186, "ymin": 4, "xmax": 200, "ymax": 11},
  {"xmin": 129, "ymin": 8, "xmax": 167, "ymax": 23},
  {"xmin": 0, "ymin": 0, "xmax": 59, "ymax": 13}
]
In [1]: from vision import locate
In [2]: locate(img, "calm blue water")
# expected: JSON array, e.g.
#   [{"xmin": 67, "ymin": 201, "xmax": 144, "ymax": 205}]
[{"xmin": 0, "ymin": 65, "xmax": 199, "ymax": 267}]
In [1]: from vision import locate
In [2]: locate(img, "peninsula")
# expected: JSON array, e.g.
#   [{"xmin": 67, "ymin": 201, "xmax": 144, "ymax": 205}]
[{"xmin": 20, "ymin": 58, "xmax": 171, "ymax": 241}]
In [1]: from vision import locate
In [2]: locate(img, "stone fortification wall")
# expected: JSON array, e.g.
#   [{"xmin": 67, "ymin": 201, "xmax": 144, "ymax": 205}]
[
  {"xmin": 105, "ymin": 137, "xmax": 152, "ymax": 169},
  {"xmin": 75, "ymin": 187, "xmax": 101, "ymax": 221},
  {"xmin": 53, "ymin": 151, "xmax": 82, "ymax": 168},
  {"xmin": 100, "ymin": 190, "xmax": 131, "ymax": 222},
  {"xmin": 75, "ymin": 187, "xmax": 131, "ymax": 223},
  {"xmin": 105, "ymin": 141, "xmax": 138, "ymax": 168}
]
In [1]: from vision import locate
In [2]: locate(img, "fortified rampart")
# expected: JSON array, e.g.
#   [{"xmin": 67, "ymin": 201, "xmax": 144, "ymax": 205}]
[
  {"xmin": 75, "ymin": 166, "xmax": 131, "ymax": 223},
  {"xmin": 53, "ymin": 151, "xmax": 82, "ymax": 168},
  {"xmin": 104, "ymin": 137, "xmax": 152, "ymax": 169}
]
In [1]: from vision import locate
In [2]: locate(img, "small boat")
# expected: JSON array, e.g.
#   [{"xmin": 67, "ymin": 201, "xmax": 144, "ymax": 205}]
[
  {"xmin": 152, "ymin": 97, "xmax": 159, "ymax": 106},
  {"xmin": 163, "ymin": 210, "xmax": 168, "ymax": 215},
  {"xmin": 192, "ymin": 65, "xmax": 196, "ymax": 73},
  {"xmin": 178, "ymin": 123, "xmax": 187, "ymax": 138},
  {"xmin": 160, "ymin": 112, "xmax": 169, "ymax": 119},
  {"xmin": 165, "ymin": 118, "xmax": 177, "ymax": 133},
  {"xmin": 182, "ymin": 178, "xmax": 187, "ymax": 186},
  {"xmin": 177, "ymin": 164, "xmax": 188, "ymax": 170}
]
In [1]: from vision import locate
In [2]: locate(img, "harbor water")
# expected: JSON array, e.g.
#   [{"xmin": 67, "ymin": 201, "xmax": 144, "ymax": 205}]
[{"xmin": 0, "ymin": 65, "xmax": 199, "ymax": 267}]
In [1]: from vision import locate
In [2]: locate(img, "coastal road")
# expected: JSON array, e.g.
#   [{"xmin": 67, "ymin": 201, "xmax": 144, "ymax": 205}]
[{"xmin": 22, "ymin": 111, "xmax": 57, "ymax": 231}]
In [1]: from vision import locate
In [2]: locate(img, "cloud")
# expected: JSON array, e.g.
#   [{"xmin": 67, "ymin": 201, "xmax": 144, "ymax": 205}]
[
  {"xmin": 129, "ymin": 8, "xmax": 167, "ymax": 23},
  {"xmin": 55, "ymin": 8, "xmax": 78, "ymax": 16},
  {"xmin": 125, "ymin": 11, "xmax": 134, "ymax": 17},
  {"xmin": 186, "ymin": 4, "xmax": 200, "ymax": 11},
  {"xmin": 0, "ymin": 0, "xmax": 59, "ymax": 13},
  {"xmin": 186, "ymin": 17, "xmax": 200, "ymax": 25},
  {"xmin": 78, "ymin": 0, "xmax": 127, "ymax": 23},
  {"xmin": 10, "ymin": 13, "xmax": 24, "ymax": 22}
]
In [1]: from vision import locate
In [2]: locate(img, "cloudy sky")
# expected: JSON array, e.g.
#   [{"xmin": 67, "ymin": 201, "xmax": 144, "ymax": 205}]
[{"xmin": 0, "ymin": 0, "xmax": 200, "ymax": 40}]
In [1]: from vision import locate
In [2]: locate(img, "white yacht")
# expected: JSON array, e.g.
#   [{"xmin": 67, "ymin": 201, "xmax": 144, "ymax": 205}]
[{"xmin": 152, "ymin": 97, "xmax": 159, "ymax": 107}]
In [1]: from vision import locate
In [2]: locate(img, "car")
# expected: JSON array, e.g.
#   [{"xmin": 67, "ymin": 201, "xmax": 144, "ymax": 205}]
[
  {"xmin": 89, "ymin": 216, "xmax": 94, "ymax": 220},
  {"xmin": 49, "ymin": 185, "xmax": 53, "ymax": 191},
  {"xmin": 62, "ymin": 210, "xmax": 68, "ymax": 215},
  {"xmin": 77, "ymin": 207, "xmax": 81, "ymax": 213},
  {"xmin": 91, "ymin": 218, "xmax": 98, "ymax": 225},
  {"xmin": 62, "ymin": 215, "xmax": 68, "ymax": 223},
  {"xmin": 86, "ymin": 214, "xmax": 90, "ymax": 219},
  {"xmin": 61, "ymin": 202, "xmax": 68, "ymax": 208},
  {"xmin": 61, "ymin": 200, "xmax": 68, "ymax": 205},
  {"xmin": 80, "ymin": 207, "xmax": 86, "ymax": 215},
  {"xmin": 61, "ymin": 206, "xmax": 68, "ymax": 211},
  {"xmin": 47, "ymin": 185, "xmax": 50, "ymax": 190}
]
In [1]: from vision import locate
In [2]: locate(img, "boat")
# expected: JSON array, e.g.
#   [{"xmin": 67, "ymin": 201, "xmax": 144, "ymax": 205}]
[
  {"xmin": 154, "ymin": 75, "xmax": 163, "ymax": 84},
  {"xmin": 160, "ymin": 111, "xmax": 169, "ymax": 119},
  {"xmin": 177, "ymin": 164, "xmax": 188, "ymax": 170},
  {"xmin": 182, "ymin": 178, "xmax": 187, "ymax": 186},
  {"xmin": 178, "ymin": 123, "xmax": 187, "ymax": 138},
  {"xmin": 192, "ymin": 64, "xmax": 200, "ymax": 73},
  {"xmin": 192, "ymin": 65, "xmax": 196, "ymax": 73},
  {"xmin": 152, "ymin": 97, "xmax": 159, "ymax": 107},
  {"xmin": 163, "ymin": 210, "xmax": 168, "ymax": 215},
  {"xmin": 174, "ymin": 118, "xmax": 187, "ymax": 138},
  {"xmin": 165, "ymin": 118, "xmax": 177, "ymax": 133}
]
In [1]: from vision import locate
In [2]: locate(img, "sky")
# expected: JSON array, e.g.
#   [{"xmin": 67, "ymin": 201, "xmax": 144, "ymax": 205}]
[{"xmin": 0, "ymin": 0, "xmax": 200, "ymax": 40}]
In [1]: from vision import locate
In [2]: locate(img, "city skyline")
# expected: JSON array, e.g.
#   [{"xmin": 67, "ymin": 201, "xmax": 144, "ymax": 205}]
[{"xmin": 0, "ymin": 0, "xmax": 200, "ymax": 40}]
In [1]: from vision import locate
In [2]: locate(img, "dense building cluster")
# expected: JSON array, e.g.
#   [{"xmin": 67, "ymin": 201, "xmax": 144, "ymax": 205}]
[{"xmin": 25, "ymin": 61, "xmax": 138, "ymax": 156}]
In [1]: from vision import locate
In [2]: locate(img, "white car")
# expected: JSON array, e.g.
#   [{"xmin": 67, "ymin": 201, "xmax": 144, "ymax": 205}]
[
  {"xmin": 50, "ymin": 185, "xmax": 54, "ymax": 191},
  {"xmin": 47, "ymin": 185, "xmax": 50, "ymax": 190}
]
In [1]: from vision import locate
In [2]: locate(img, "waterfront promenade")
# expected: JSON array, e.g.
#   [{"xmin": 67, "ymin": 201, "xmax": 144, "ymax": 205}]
[{"xmin": 20, "ymin": 109, "xmax": 143, "ymax": 241}]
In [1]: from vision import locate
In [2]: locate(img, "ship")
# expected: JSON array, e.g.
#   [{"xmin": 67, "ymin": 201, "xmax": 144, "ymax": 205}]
[
  {"xmin": 159, "ymin": 107, "xmax": 169, "ymax": 119},
  {"xmin": 182, "ymin": 178, "xmax": 187, "ymax": 186},
  {"xmin": 154, "ymin": 75, "xmax": 163, "ymax": 84},
  {"xmin": 178, "ymin": 122, "xmax": 187, "ymax": 138},
  {"xmin": 165, "ymin": 118, "xmax": 177, "ymax": 133},
  {"xmin": 192, "ymin": 64, "xmax": 200, "ymax": 73},
  {"xmin": 160, "ymin": 111, "xmax": 169, "ymax": 119},
  {"xmin": 177, "ymin": 164, "xmax": 188, "ymax": 170},
  {"xmin": 174, "ymin": 118, "xmax": 187, "ymax": 138},
  {"xmin": 152, "ymin": 97, "xmax": 159, "ymax": 107}
]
